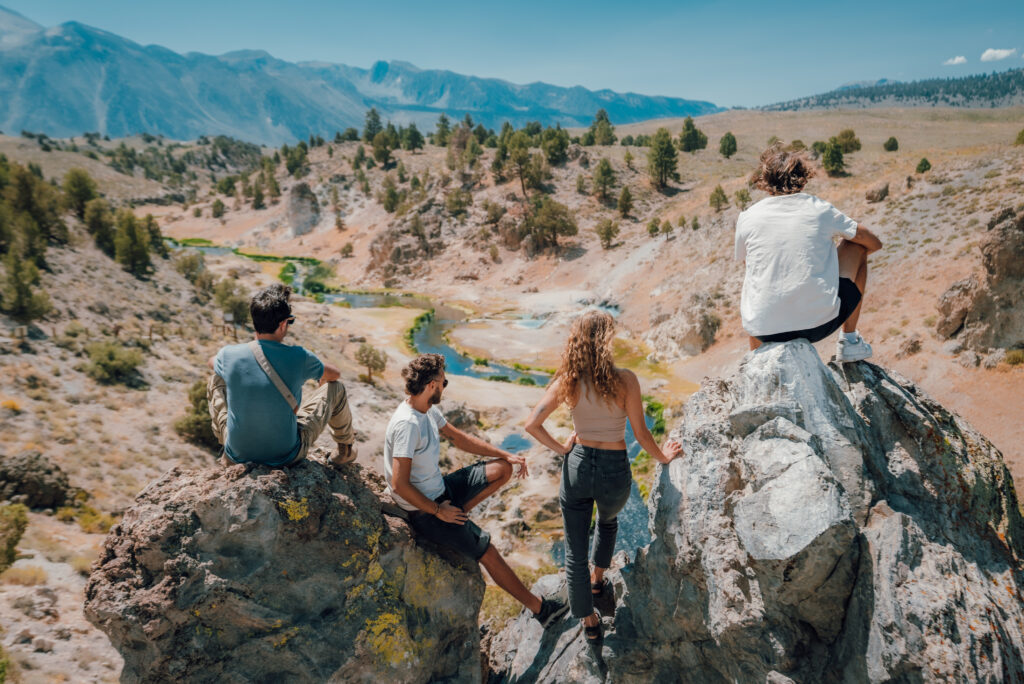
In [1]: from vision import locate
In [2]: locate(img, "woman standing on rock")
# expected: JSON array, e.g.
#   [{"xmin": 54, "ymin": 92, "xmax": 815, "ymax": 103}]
[{"xmin": 525, "ymin": 310, "xmax": 683, "ymax": 646}]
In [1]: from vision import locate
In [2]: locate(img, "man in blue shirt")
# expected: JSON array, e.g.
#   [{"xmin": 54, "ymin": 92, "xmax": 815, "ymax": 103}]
[{"xmin": 206, "ymin": 283, "xmax": 356, "ymax": 467}]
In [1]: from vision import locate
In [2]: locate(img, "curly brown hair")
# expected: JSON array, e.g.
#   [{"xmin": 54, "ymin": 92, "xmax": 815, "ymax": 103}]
[
  {"xmin": 554, "ymin": 310, "xmax": 623, "ymax": 408},
  {"xmin": 749, "ymin": 143, "xmax": 815, "ymax": 195},
  {"xmin": 402, "ymin": 353, "xmax": 446, "ymax": 396}
]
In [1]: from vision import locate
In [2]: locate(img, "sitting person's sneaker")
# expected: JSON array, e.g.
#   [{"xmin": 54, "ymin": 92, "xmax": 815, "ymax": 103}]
[
  {"xmin": 836, "ymin": 331, "xmax": 873, "ymax": 363},
  {"xmin": 533, "ymin": 597, "xmax": 569, "ymax": 628}
]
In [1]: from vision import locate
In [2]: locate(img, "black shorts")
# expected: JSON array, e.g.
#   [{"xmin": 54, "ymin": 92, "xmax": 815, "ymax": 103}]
[
  {"xmin": 756, "ymin": 278, "xmax": 863, "ymax": 344},
  {"xmin": 408, "ymin": 462, "xmax": 492, "ymax": 561}
]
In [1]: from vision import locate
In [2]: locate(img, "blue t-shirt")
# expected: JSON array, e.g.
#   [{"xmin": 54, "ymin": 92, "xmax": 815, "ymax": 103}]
[{"xmin": 214, "ymin": 340, "xmax": 324, "ymax": 465}]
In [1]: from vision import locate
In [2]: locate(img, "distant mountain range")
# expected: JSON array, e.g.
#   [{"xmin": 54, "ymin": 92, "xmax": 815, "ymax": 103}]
[
  {"xmin": 763, "ymin": 69, "xmax": 1024, "ymax": 110},
  {"xmin": 0, "ymin": 5, "xmax": 721, "ymax": 145}
]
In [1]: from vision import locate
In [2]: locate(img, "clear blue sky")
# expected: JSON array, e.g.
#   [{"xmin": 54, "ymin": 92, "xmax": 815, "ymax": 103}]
[{"xmin": 6, "ymin": 0, "xmax": 1023, "ymax": 107}]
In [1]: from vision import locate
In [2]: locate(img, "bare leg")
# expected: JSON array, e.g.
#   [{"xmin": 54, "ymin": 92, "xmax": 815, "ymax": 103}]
[
  {"xmin": 837, "ymin": 240, "xmax": 868, "ymax": 333},
  {"xmin": 748, "ymin": 336, "xmax": 762, "ymax": 350},
  {"xmin": 461, "ymin": 459, "xmax": 512, "ymax": 512},
  {"xmin": 479, "ymin": 545, "xmax": 542, "ymax": 614}
]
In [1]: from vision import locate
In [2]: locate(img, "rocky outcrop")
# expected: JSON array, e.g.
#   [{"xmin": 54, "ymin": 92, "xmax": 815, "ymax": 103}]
[
  {"xmin": 644, "ymin": 292, "xmax": 722, "ymax": 360},
  {"xmin": 0, "ymin": 450, "xmax": 74, "ymax": 509},
  {"xmin": 487, "ymin": 341, "xmax": 1024, "ymax": 683},
  {"xmin": 287, "ymin": 182, "xmax": 320, "ymax": 237},
  {"xmin": 865, "ymin": 181, "xmax": 889, "ymax": 203},
  {"xmin": 84, "ymin": 453, "xmax": 484, "ymax": 683},
  {"xmin": 936, "ymin": 206, "xmax": 1024, "ymax": 351},
  {"xmin": 368, "ymin": 216, "xmax": 445, "ymax": 281}
]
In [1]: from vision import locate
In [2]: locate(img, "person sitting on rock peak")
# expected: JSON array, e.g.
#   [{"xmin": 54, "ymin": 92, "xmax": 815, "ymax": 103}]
[
  {"xmin": 735, "ymin": 143, "xmax": 883, "ymax": 361},
  {"xmin": 206, "ymin": 283, "xmax": 356, "ymax": 467},
  {"xmin": 525, "ymin": 310, "xmax": 683, "ymax": 648},
  {"xmin": 384, "ymin": 353, "xmax": 569, "ymax": 628}
]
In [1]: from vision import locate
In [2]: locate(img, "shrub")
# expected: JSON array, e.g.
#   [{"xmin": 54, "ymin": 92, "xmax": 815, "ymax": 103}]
[
  {"xmin": 647, "ymin": 218, "xmax": 660, "ymax": 237},
  {"xmin": 916, "ymin": 158, "xmax": 932, "ymax": 174},
  {"xmin": 341, "ymin": 243, "xmax": 354, "ymax": 258},
  {"xmin": 1005, "ymin": 349, "xmax": 1024, "ymax": 366},
  {"xmin": 1, "ymin": 565, "xmax": 46, "ymax": 585},
  {"xmin": 211, "ymin": 199, "xmax": 225, "ymax": 218},
  {"xmin": 592, "ymin": 158, "xmax": 615, "ymax": 200},
  {"xmin": 445, "ymin": 188, "xmax": 472, "ymax": 217},
  {"xmin": 174, "ymin": 379, "xmax": 220, "ymax": 451},
  {"xmin": 883, "ymin": 137, "xmax": 899, "ymax": 152},
  {"xmin": 355, "ymin": 343, "xmax": 387, "ymax": 382},
  {"xmin": 62, "ymin": 168, "xmax": 98, "ymax": 219},
  {"xmin": 56, "ymin": 504, "xmax": 118, "ymax": 533},
  {"xmin": 1, "ymin": 247, "xmax": 52, "ymax": 323},
  {"xmin": 1013, "ymin": 129, "xmax": 1024, "ymax": 145},
  {"xmin": 0, "ymin": 503, "xmax": 28, "ymax": 573},
  {"xmin": 734, "ymin": 188, "xmax": 752, "ymax": 210},
  {"xmin": 660, "ymin": 219, "xmax": 673, "ymax": 236},
  {"xmin": 84, "ymin": 341, "xmax": 145, "ymax": 386},
  {"xmin": 822, "ymin": 140, "xmax": 845, "ymax": 176},
  {"xmin": 84, "ymin": 198, "xmax": 115, "ymax": 255},
  {"xmin": 214, "ymin": 279, "xmax": 250, "ymax": 325},
  {"xmin": 835, "ymin": 129, "xmax": 861, "ymax": 153}
]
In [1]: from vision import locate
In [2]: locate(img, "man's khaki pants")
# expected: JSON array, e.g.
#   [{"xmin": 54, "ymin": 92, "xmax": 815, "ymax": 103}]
[{"xmin": 207, "ymin": 374, "xmax": 355, "ymax": 465}]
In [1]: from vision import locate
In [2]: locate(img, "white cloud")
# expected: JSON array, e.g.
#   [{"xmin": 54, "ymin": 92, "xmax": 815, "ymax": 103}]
[
  {"xmin": 943, "ymin": 56, "xmax": 967, "ymax": 65},
  {"xmin": 980, "ymin": 48, "xmax": 1016, "ymax": 62}
]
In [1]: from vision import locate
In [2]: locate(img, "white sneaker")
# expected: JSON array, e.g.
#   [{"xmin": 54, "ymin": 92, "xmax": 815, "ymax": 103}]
[{"xmin": 836, "ymin": 332, "xmax": 873, "ymax": 362}]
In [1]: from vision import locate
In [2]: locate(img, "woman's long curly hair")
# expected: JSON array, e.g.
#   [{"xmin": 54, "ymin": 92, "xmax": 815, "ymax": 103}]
[{"xmin": 554, "ymin": 310, "xmax": 623, "ymax": 408}]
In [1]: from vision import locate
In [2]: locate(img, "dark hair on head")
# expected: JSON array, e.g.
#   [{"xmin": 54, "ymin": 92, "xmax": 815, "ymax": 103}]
[
  {"xmin": 402, "ymin": 353, "xmax": 446, "ymax": 396},
  {"xmin": 250, "ymin": 283, "xmax": 292, "ymax": 334},
  {"xmin": 749, "ymin": 143, "xmax": 815, "ymax": 195}
]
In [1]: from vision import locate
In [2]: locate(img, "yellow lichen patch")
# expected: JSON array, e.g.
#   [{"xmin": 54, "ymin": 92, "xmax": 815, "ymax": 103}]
[
  {"xmin": 362, "ymin": 613, "xmax": 416, "ymax": 668},
  {"xmin": 273, "ymin": 626, "xmax": 300, "ymax": 648},
  {"xmin": 402, "ymin": 552, "xmax": 455, "ymax": 611},
  {"xmin": 278, "ymin": 497, "xmax": 309, "ymax": 521}
]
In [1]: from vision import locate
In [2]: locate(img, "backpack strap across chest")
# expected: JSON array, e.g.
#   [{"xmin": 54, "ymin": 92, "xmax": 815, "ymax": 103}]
[{"xmin": 248, "ymin": 340, "xmax": 299, "ymax": 414}]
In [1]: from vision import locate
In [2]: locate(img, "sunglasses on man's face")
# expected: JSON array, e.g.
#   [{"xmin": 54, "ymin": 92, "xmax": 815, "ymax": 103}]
[
  {"xmin": 437, "ymin": 377, "xmax": 448, "ymax": 388},
  {"xmin": 285, "ymin": 316, "xmax": 296, "ymax": 326}
]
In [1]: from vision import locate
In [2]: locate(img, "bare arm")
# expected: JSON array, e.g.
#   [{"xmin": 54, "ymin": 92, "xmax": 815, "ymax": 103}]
[
  {"xmin": 621, "ymin": 371, "xmax": 682, "ymax": 465},
  {"xmin": 524, "ymin": 377, "xmax": 576, "ymax": 455},
  {"xmin": 849, "ymin": 224, "xmax": 882, "ymax": 254},
  {"xmin": 319, "ymin": 362, "xmax": 341, "ymax": 385},
  {"xmin": 207, "ymin": 355, "xmax": 216, "ymax": 371},
  {"xmin": 440, "ymin": 422, "xmax": 528, "ymax": 478},
  {"xmin": 391, "ymin": 457, "xmax": 467, "ymax": 524}
]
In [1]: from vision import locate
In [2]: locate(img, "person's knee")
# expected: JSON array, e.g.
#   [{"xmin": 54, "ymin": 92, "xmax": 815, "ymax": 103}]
[{"xmin": 493, "ymin": 459, "xmax": 513, "ymax": 484}]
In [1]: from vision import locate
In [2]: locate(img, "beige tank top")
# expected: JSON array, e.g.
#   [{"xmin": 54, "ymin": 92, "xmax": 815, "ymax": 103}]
[{"xmin": 570, "ymin": 381, "xmax": 628, "ymax": 442}]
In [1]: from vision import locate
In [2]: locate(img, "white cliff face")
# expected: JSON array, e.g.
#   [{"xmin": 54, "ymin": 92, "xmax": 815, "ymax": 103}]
[{"xmin": 487, "ymin": 340, "xmax": 1024, "ymax": 683}]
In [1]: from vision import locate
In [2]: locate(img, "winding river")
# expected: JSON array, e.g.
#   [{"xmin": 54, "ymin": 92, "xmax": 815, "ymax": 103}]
[{"xmin": 181, "ymin": 243, "xmax": 655, "ymax": 558}]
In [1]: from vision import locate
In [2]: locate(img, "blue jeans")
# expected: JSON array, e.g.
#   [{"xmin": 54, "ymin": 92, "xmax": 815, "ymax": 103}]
[{"xmin": 559, "ymin": 444, "xmax": 632, "ymax": 619}]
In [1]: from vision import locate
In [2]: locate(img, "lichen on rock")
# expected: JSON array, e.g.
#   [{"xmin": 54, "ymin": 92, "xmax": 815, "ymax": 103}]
[{"xmin": 84, "ymin": 452, "xmax": 484, "ymax": 683}]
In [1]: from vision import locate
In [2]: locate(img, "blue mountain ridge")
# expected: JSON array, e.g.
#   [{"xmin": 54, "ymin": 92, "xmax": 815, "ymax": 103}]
[{"xmin": 0, "ymin": 5, "xmax": 721, "ymax": 145}]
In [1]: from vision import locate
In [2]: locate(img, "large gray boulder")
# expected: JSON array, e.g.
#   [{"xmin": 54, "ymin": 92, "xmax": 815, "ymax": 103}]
[
  {"xmin": 487, "ymin": 341, "xmax": 1024, "ymax": 683},
  {"xmin": 0, "ymin": 450, "xmax": 74, "ymax": 509},
  {"xmin": 84, "ymin": 454, "xmax": 484, "ymax": 683},
  {"xmin": 936, "ymin": 206, "xmax": 1024, "ymax": 351}
]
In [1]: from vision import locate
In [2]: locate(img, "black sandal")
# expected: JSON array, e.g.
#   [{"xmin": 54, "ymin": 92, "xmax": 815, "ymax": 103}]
[
  {"xmin": 591, "ymin": 578, "xmax": 610, "ymax": 598},
  {"xmin": 583, "ymin": 619, "xmax": 603, "ymax": 647}
]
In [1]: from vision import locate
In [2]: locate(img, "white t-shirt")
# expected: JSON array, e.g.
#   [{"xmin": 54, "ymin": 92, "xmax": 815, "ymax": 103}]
[
  {"xmin": 734, "ymin": 193, "xmax": 859, "ymax": 337},
  {"xmin": 383, "ymin": 401, "xmax": 448, "ymax": 511}
]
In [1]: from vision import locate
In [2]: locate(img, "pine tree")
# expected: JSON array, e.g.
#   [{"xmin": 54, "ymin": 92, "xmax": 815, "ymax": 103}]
[
  {"xmin": 62, "ymin": 168, "xmax": 98, "ymax": 219},
  {"xmin": 1, "ymin": 239, "xmax": 51, "ymax": 323},
  {"xmin": 592, "ymin": 158, "xmax": 615, "ymax": 200},
  {"xmin": 83, "ymin": 198, "xmax": 115, "ymax": 255},
  {"xmin": 363, "ymin": 108, "xmax": 383, "ymax": 143},
  {"xmin": 647, "ymin": 219, "xmax": 660, "ymax": 237},
  {"xmin": 372, "ymin": 131, "xmax": 394, "ymax": 168},
  {"xmin": 590, "ymin": 109, "xmax": 617, "ymax": 146},
  {"xmin": 252, "ymin": 184, "xmax": 265, "ymax": 210},
  {"xmin": 624, "ymin": 150, "xmax": 634, "ymax": 169},
  {"xmin": 434, "ymin": 114, "xmax": 451, "ymax": 146},
  {"xmin": 142, "ymin": 214, "xmax": 167, "ymax": 258},
  {"xmin": 647, "ymin": 128, "xmax": 679, "ymax": 189},
  {"xmin": 507, "ymin": 131, "xmax": 533, "ymax": 198},
  {"xmin": 679, "ymin": 117, "xmax": 708, "ymax": 152},
  {"xmin": 524, "ymin": 197, "xmax": 577, "ymax": 250},
  {"xmin": 618, "ymin": 186, "xmax": 633, "ymax": 217},
  {"xmin": 734, "ymin": 188, "xmax": 752, "ymax": 210},
  {"xmin": 718, "ymin": 132, "xmax": 737, "ymax": 159},
  {"xmin": 402, "ymin": 123, "xmax": 425, "ymax": 152},
  {"xmin": 576, "ymin": 174, "xmax": 588, "ymax": 194},
  {"xmin": 212, "ymin": 199, "xmax": 225, "ymax": 218},
  {"xmin": 113, "ymin": 210, "xmax": 151, "ymax": 276},
  {"xmin": 660, "ymin": 219, "xmax": 673, "ymax": 237},
  {"xmin": 709, "ymin": 185, "xmax": 729, "ymax": 211},
  {"xmin": 595, "ymin": 219, "xmax": 619, "ymax": 249}
]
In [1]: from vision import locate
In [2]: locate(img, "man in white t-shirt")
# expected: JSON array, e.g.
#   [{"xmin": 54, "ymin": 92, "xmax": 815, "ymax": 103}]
[
  {"xmin": 384, "ymin": 353, "xmax": 569, "ymax": 629},
  {"xmin": 735, "ymin": 144, "xmax": 883, "ymax": 361}
]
